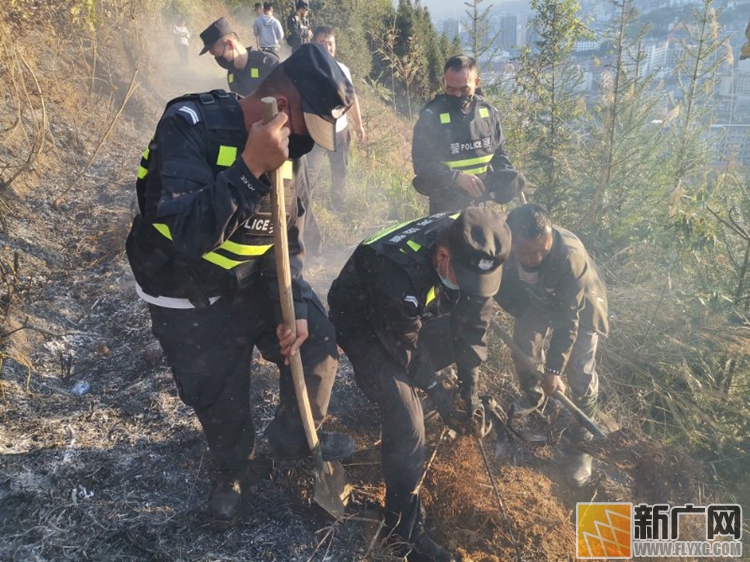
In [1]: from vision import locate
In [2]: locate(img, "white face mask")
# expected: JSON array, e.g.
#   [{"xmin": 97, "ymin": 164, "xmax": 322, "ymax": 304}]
[{"xmin": 436, "ymin": 256, "xmax": 460, "ymax": 291}]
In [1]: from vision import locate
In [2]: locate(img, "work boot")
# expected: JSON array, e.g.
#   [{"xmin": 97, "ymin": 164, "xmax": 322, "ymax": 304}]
[
  {"xmin": 210, "ymin": 471, "xmax": 244, "ymax": 520},
  {"xmin": 409, "ymin": 533, "xmax": 459, "ymax": 562},
  {"xmin": 564, "ymin": 394, "xmax": 597, "ymax": 488},
  {"xmin": 266, "ymin": 421, "xmax": 355, "ymax": 462},
  {"xmin": 510, "ymin": 384, "xmax": 545, "ymax": 420},
  {"xmin": 389, "ymin": 532, "xmax": 457, "ymax": 562}
]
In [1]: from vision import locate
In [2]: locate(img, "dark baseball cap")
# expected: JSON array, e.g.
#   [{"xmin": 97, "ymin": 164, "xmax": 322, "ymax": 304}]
[
  {"xmin": 296, "ymin": 0, "xmax": 310, "ymax": 9},
  {"xmin": 448, "ymin": 207, "xmax": 511, "ymax": 297},
  {"xmin": 199, "ymin": 17, "xmax": 233, "ymax": 55},
  {"xmin": 281, "ymin": 43, "xmax": 355, "ymax": 151}
]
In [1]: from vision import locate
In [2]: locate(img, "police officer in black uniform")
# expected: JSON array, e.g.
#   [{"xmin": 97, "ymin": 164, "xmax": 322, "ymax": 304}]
[
  {"xmin": 199, "ymin": 17, "xmax": 280, "ymax": 97},
  {"xmin": 412, "ymin": 55, "xmax": 525, "ymax": 214},
  {"xmin": 328, "ymin": 207, "xmax": 511, "ymax": 561},
  {"xmin": 126, "ymin": 44, "xmax": 356, "ymax": 521}
]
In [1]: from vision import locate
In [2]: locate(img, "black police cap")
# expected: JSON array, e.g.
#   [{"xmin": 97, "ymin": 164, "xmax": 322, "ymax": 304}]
[
  {"xmin": 281, "ymin": 43, "xmax": 355, "ymax": 151},
  {"xmin": 448, "ymin": 207, "xmax": 511, "ymax": 297},
  {"xmin": 199, "ymin": 17, "xmax": 233, "ymax": 55}
]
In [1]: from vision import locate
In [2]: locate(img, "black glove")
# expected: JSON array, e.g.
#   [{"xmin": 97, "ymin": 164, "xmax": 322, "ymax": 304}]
[{"xmin": 427, "ymin": 382, "xmax": 469, "ymax": 434}]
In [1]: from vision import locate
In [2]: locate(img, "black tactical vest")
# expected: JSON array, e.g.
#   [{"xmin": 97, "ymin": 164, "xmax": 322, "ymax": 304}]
[
  {"xmin": 363, "ymin": 212, "xmax": 459, "ymax": 309},
  {"xmin": 129, "ymin": 90, "xmax": 296, "ymax": 302},
  {"xmin": 227, "ymin": 49, "xmax": 279, "ymax": 97},
  {"xmin": 422, "ymin": 94, "xmax": 497, "ymax": 177}
]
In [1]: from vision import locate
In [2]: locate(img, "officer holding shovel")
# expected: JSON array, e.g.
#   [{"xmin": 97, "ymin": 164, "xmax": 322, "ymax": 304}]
[{"xmin": 126, "ymin": 44, "xmax": 356, "ymax": 520}]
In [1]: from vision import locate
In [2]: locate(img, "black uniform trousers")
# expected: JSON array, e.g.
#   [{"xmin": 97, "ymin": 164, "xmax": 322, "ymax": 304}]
[
  {"xmin": 149, "ymin": 280, "xmax": 338, "ymax": 474},
  {"xmin": 336, "ymin": 316, "xmax": 455, "ymax": 542}
]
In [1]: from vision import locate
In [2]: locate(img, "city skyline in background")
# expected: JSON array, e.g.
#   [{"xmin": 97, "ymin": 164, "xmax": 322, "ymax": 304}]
[{"xmin": 411, "ymin": 0, "xmax": 532, "ymax": 23}]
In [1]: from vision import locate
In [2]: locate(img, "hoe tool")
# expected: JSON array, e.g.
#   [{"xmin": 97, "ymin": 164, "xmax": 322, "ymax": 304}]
[
  {"xmin": 263, "ymin": 98, "xmax": 350, "ymax": 519},
  {"xmin": 490, "ymin": 318, "xmax": 606, "ymax": 439}
]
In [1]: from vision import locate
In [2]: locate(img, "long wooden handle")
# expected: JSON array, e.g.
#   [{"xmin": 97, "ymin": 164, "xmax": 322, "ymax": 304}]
[
  {"xmin": 490, "ymin": 317, "xmax": 606, "ymax": 438},
  {"xmin": 262, "ymin": 98, "xmax": 323, "ymax": 462}
]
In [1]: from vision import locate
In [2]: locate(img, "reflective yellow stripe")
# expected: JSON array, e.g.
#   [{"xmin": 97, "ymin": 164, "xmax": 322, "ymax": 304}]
[
  {"xmin": 479, "ymin": 107, "xmax": 490, "ymax": 118},
  {"xmin": 219, "ymin": 239, "xmax": 272, "ymax": 256},
  {"xmin": 439, "ymin": 113, "xmax": 451, "ymax": 124},
  {"xmin": 228, "ymin": 73, "xmax": 235, "ymax": 84},
  {"xmin": 152, "ymin": 223, "xmax": 271, "ymax": 268},
  {"xmin": 406, "ymin": 240, "xmax": 421, "ymax": 252},
  {"xmin": 251, "ymin": 67, "xmax": 259, "ymax": 78},
  {"xmin": 143, "ymin": 148, "xmax": 150, "ymax": 160},
  {"xmin": 201, "ymin": 251, "xmax": 244, "ymax": 269},
  {"xmin": 137, "ymin": 166, "xmax": 148, "ymax": 179},
  {"xmin": 282, "ymin": 160, "xmax": 293, "ymax": 180},
  {"xmin": 153, "ymin": 223, "xmax": 172, "ymax": 239},
  {"xmin": 461, "ymin": 165, "xmax": 489, "ymax": 175},
  {"xmin": 443, "ymin": 154, "xmax": 494, "ymax": 168},
  {"xmin": 450, "ymin": 212, "xmax": 461, "ymax": 219},
  {"xmin": 425, "ymin": 286, "xmax": 437, "ymax": 306},
  {"xmin": 217, "ymin": 145, "xmax": 238, "ymax": 167},
  {"xmin": 363, "ymin": 219, "xmax": 412, "ymax": 245}
]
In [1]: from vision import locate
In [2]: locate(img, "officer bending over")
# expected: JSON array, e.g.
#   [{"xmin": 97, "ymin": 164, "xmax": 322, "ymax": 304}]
[
  {"xmin": 328, "ymin": 207, "xmax": 511, "ymax": 561},
  {"xmin": 126, "ymin": 44, "xmax": 356, "ymax": 521},
  {"xmin": 412, "ymin": 55, "xmax": 525, "ymax": 214}
]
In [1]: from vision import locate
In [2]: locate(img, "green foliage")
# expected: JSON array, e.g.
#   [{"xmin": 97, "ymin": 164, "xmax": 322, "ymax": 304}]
[
  {"xmin": 513, "ymin": 0, "xmax": 589, "ymax": 215},
  {"xmin": 70, "ymin": 0, "xmax": 99, "ymax": 33},
  {"xmin": 463, "ymin": 0, "xmax": 503, "ymax": 66}
]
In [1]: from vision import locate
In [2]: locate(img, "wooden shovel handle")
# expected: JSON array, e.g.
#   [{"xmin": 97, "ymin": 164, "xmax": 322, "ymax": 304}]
[{"xmin": 262, "ymin": 98, "xmax": 323, "ymax": 461}]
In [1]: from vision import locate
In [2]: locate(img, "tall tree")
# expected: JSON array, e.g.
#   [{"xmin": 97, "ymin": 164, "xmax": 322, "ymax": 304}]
[
  {"xmin": 463, "ymin": 0, "xmax": 502, "ymax": 66},
  {"xmin": 513, "ymin": 0, "xmax": 589, "ymax": 214}
]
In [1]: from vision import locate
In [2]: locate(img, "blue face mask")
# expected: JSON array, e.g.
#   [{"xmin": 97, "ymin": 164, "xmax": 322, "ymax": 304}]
[{"xmin": 436, "ymin": 256, "xmax": 460, "ymax": 291}]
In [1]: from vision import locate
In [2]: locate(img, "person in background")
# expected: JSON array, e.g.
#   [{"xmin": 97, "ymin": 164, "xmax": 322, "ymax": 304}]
[
  {"xmin": 328, "ymin": 207, "xmax": 511, "ymax": 562},
  {"xmin": 286, "ymin": 0, "xmax": 311, "ymax": 53},
  {"xmin": 494, "ymin": 204, "xmax": 608, "ymax": 488},
  {"xmin": 199, "ymin": 17, "xmax": 280, "ymax": 97},
  {"xmin": 253, "ymin": 2, "xmax": 284, "ymax": 58},
  {"xmin": 172, "ymin": 16, "xmax": 191, "ymax": 67},
  {"xmin": 254, "ymin": 2, "xmax": 263, "ymax": 17},
  {"xmin": 412, "ymin": 55, "xmax": 525, "ymax": 214},
  {"xmin": 126, "ymin": 44, "xmax": 357, "ymax": 521},
  {"xmin": 302, "ymin": 25, "xmax": 365, "ymax": 253}
]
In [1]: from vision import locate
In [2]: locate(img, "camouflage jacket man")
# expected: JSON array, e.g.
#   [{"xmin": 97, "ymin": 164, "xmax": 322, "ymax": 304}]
[{"xmin": 495, "ymin": 226, "xmax": 609, "ymax": 376}]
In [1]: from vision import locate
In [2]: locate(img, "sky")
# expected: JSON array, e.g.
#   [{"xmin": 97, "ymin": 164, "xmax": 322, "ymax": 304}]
[{"xmin": 415, "ymin": 0, "xmax": 532, "ymax": 25}]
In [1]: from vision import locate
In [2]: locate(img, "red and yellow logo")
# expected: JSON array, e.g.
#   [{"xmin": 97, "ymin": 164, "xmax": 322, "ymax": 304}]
[{"xmin": 576, "ymin": 503, "xmax": 632, "ymax": 559}]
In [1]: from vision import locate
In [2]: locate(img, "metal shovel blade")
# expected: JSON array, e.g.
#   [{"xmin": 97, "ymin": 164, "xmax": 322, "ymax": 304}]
[{"xmin": 313, "ymin": 459, "xmax": 351, "ymax": 520}]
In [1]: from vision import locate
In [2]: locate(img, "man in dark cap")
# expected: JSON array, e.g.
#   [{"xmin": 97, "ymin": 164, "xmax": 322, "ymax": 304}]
[
  {"xmin": 126, "ymin": 44, "xmax": 356, "ymax": 521},
  {"xmin": 199, "ymin": 16, "xmax": 279, "ymax": 97},
  {"xmin": 286, "ymin": 0, "xmax": 312, "ymax": 53},
  {"xmin": 412, "ymin": 54, "xmax": 525, "ymax": 214},
  {"xmin": 328, "ymin": 207, "xmax": 511, "ymax": 561}
]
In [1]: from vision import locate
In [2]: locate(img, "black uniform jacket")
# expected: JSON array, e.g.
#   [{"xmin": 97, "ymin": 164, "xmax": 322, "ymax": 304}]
[
  {"xmin": 328, "ymin": 214, "xmax": 492, "ymax": 390},
  {"xmin": 227, "ymin": 48, "xmax": 279, "ymax": 97},
  {"xmin": 127, "ymin": 92, "xmax": 312, "ymax": 319},
  {"xmin": 494, "ymin": 226, "xmax": 609, "ymax": 374},
  {"xmin": 412, "ymin": 94, "xmax": 513, "ymax": 211}
]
